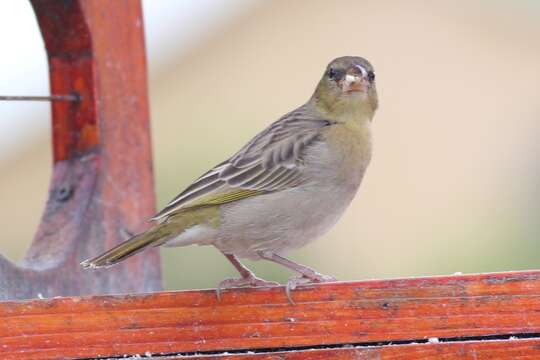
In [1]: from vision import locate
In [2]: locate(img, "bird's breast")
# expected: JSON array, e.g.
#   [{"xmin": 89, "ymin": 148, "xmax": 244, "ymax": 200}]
[{"xmin": 306, "ymin": 120, "xmax": 372, "ymax": 189}]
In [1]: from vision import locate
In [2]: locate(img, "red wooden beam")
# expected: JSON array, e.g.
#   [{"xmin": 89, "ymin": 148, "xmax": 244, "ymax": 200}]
[
  {"xmin": 186, "ymin": 339, "xmax": 540, "ymax": 359},
  {"xmin": 1, "ymin": 271, "xmax": 539, "ymax": 359},
  {"xmin": 0, "ymin": 0, "xmax": 161, "ymax": 300}
]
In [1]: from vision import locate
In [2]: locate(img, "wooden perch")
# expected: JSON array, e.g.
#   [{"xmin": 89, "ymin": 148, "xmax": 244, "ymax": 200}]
[
  {"xmin": 0, "ymin": 0, "xmax": 161, "ymax": 300},
  {"xmin": 1, "ymin": 270, "xmax": 540, "ymax": 359}
]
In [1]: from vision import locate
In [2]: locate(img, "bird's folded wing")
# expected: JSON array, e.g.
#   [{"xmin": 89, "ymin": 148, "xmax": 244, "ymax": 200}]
[{"xmin": 151, "ymin": 110, "xmax": 333, "ymax": 221}]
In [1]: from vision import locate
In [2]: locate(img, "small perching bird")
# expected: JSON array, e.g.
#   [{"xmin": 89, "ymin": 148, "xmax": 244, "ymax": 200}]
[{"xmin": 82, "ymin": 56, "xmax": 378, "ymax": 299}]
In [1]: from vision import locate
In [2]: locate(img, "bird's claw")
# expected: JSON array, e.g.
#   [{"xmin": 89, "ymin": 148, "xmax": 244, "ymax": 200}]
[
  {"xmin": 216, "ymin": 276, "xmax": 279, "ymax": 301},
  {"xmin": 285, "ymin": 273, "xmax": 337, "ymax": 304}
]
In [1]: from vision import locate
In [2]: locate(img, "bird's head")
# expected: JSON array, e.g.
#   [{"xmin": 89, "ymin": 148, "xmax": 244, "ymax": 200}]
[{"xmin": 313, "ymin": 56, "xmax": 378, "ymax": 119}]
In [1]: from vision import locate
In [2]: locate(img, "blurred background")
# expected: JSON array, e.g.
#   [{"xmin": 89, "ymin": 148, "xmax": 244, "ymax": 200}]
[{"xmin": 1, "ymin": 0, "xmax": 539, "ymax": 291}]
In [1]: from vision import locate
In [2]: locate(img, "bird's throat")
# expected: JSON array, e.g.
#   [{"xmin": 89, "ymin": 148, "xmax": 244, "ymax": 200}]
[{"xmin": 314, "ymin": 95, "xmax": 376, "ymax": 124}]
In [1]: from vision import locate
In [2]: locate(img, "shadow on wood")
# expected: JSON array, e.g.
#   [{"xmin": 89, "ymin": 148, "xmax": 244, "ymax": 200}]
[{"xmin": 0, "ymin": 0, "xmax": 161, "ymax": 300}]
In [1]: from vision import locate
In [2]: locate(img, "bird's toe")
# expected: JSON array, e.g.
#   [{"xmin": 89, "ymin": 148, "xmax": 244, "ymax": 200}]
[{"xmin": 216, "ymin": 275, "xmax": 279, "ymax": 301}]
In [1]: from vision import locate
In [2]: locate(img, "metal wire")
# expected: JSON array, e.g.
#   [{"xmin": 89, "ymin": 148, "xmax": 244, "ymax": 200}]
[{"xmin": 0, "ymin": 94, "xmax": 80, "ymax": 102}]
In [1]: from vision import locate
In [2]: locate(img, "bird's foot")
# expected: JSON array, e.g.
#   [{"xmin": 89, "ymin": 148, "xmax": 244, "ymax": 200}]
[
  {"xmin": 216, "ymin": 275, "xmax": 279, "ymax": 301},
  {"xmin": 285, "ymin": 273, "xmax": 337, "ymax": 304}
]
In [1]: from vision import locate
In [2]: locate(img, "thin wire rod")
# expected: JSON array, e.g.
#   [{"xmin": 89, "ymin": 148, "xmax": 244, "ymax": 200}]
[{"xmin": 0, "ymin": 94, "xmax": 80, "ymax": 102}]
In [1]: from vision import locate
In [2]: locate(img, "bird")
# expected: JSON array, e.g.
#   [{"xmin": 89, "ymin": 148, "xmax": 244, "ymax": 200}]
[{"xmin": 81, "ymin": 56, "xmax": 378, "ymax": 299}]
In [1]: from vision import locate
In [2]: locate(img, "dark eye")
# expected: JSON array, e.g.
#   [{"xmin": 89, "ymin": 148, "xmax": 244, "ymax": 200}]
[
  {"xmin": 328, "ymin": 68, "xmax": 337, "ymax": 79},
  {"xmin": 327, "ymin": 67, "xmax": 343, "ymax": 81},
  {"xmin": 367, "ymin": 71, "xmax": 375, "ymax": 82}
]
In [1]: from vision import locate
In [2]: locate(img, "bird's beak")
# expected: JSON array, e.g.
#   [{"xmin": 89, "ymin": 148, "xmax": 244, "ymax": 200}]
[
  {"xmin": 341, "ymin": 65, "xmax": 368, "ymax": 93},
  {"xmin": 342, "ymin": 74, "xmax": 365, "ymax": 93}
]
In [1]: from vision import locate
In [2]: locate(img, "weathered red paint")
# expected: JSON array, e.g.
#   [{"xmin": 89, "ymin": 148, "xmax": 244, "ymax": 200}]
[
  {"xmin": 0, "ymin": 0, "xmax": 161, "ymax": 300},
  {"xmin": 1, "ymin": 271, "xmax": 540, "ymax": 359},
  {"xmin": 187, "ymin": 339, "xmax": 540, "ymax": 359}
]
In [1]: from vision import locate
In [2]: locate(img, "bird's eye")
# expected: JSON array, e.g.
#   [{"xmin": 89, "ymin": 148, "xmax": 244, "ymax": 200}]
[
  {"xmin": 328, "ymin": 68, "xmax": 337, "ymax": 79},
  {"xmin": 327, "ymin": 68, "xmax": 343, "ymax": 81},
  {"xmin": 367, "ymin": 71, "xmax": 375, "ymax": 82}
]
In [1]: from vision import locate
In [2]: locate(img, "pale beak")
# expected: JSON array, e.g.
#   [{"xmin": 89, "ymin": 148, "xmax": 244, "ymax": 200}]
[{"xmin": 342, "ymin": 73, "xmax": 365, "ymax": 93}]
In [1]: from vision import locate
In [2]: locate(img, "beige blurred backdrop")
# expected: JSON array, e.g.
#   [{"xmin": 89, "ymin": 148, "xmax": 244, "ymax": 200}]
[{"xmin": 1, "ymin": 0, "xmax": 539, "ymax": 292}]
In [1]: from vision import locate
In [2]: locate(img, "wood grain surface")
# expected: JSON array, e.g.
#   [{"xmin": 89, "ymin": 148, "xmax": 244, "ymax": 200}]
[{"xmin": 1, "ymin": 271, "xmax": 539, "ymax": 359}]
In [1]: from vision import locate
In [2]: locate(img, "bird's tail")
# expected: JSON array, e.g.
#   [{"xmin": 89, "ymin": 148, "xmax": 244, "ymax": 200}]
[{"xmin": 80, "ymin": 225, "xmax": 172, "ymax": 269}]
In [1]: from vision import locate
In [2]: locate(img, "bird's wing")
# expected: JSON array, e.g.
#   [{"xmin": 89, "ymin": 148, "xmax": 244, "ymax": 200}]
[{"xmin": 151, "ymin": 108, "xmax": 334, "ymax": 220}]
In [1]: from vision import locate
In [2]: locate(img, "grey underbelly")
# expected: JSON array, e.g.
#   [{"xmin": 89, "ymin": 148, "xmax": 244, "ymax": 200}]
[
  {"xmin": 214, "ymin": 184, "xmax": 358, "ymax": 259},
  {"xmin": 214, "ymin": 127, "xmax": 371, "ymax": 259}
]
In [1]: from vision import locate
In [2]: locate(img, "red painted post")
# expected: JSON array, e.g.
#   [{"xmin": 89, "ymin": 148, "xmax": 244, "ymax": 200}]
[{"xmin": 0, "ymin": 0, "xmax": 161, "ymax": 300}]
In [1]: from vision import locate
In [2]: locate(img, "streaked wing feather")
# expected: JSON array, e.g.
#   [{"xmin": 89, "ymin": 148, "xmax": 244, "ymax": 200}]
[
  {"xmin": 241, "ymin": 166, "xmax": 289, "ymax": 189},
  {"xmin": 193, "ymin": 188, "xmax": 261, "ymax": 206},
  {"xmin": 152, "ymin": 107, "xmax": 333, "ymax": 220}
]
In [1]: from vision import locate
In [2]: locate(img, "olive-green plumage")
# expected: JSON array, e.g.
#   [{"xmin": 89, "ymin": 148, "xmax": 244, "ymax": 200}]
[
  {"xmin": 82, "ymin": 56, "xmax": 378, "ymax": 292},
  {"xmin": 81, "ymin": 206, "xmax": 220, "ymax": 268}
]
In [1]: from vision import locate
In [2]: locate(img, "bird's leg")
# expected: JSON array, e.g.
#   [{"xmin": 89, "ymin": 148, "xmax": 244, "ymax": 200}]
[
  {"xmin": 216, "ymin": 253, "xmax": 279, "ymax": 300},
  {"xmin": 258, "ymin": 251, "xmax": 336, "ymax": 303},
  {"xmin": 258, "ymin": 252, "xmax": 336, "ymax": 281}
]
